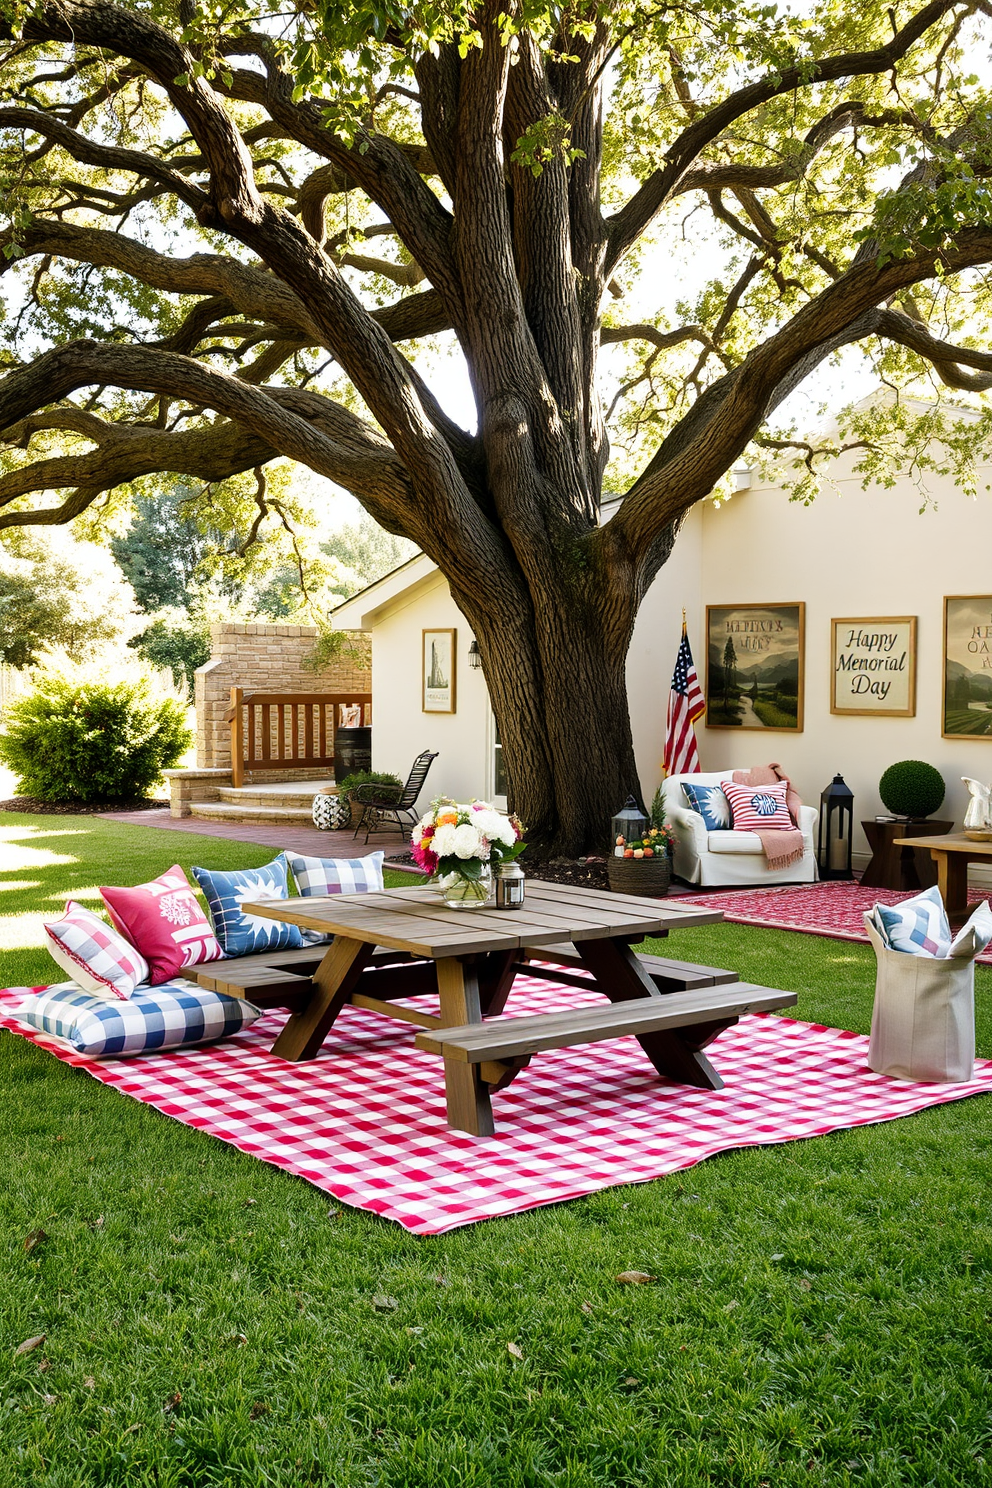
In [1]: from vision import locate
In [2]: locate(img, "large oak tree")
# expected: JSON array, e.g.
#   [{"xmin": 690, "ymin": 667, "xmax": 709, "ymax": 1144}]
[{"xmin": 1, "ymin": 0, "xmax": 992, "ymax": 850}]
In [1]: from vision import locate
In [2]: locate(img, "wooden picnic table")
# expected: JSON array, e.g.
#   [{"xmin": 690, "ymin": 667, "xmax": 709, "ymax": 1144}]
[
  {"xmin": 893, "ymin": 831, "xmax": 992, "ymax": 925},
  {"xmin": 235, "ymin": 880, "xmax": 799, "ymax": 1135}
]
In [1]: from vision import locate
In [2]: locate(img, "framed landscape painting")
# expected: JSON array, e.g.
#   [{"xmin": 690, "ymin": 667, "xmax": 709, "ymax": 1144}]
[
  {"xmin": 705, "ymin": 603, "xmax": 805, "ymax": 731},
  {"xmin": 831, "ymin": 617, "xmax": 917, "ymax": 716},
  {"xmin": 943, "ymin": 596, "xmax": 992, "ymax": 738},
  {"xmin": 422, "ymin": 628, "xmax": 456, "ymax": 713}
]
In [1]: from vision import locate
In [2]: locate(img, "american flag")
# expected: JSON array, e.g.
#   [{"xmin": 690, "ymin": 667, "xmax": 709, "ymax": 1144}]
[{"xmin": 664, "ymin": 622, "xmax": 705, "ymax": 776}]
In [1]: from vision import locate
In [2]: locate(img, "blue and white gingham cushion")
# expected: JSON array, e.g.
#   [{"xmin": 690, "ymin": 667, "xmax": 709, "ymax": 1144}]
[
  {"xmin": 876, "ymin": 886, "xmax": 952, "ymax": 958},
  {"xmin": 286, "ymin": 851, "xmax": 385, "ymax": 945},
  {"xmin": 44, "ymin": 901, "xmax": 149, "ymax": 1000},
  {"xmin": 13, "ymin": 980, "xmax": 261, "ymax": 1056}
]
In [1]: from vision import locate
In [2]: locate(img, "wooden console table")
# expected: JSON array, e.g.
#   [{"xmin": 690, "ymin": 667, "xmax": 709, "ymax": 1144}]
[
  {"xmin": 893, "ymin": 832, "xmax": 992, "ymax": 924},
  {"xmin": 860, "ymin": 818, "xmax": 953, "ymax": 891}
]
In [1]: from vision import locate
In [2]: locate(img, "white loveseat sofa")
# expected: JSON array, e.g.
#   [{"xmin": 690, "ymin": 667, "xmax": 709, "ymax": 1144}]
[{"xmin": 661, "ymin": 770, "xmax": 819, "ymax": 887}]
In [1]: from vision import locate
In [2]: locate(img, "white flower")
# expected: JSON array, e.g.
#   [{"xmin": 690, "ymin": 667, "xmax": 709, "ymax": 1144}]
[
  {"xmin": 451, "ymin": 823, "xmax": 484, "ymax": 859},
  {"xmin": 431, "ymin": 823, "xmax": 458, "ymax": 856}
]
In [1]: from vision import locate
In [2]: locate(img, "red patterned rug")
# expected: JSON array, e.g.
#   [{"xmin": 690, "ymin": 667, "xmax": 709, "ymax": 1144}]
[
  {"xmin": 3, "ymin": 977, "xmax": 990, "ymax": 1234},
  {"xmin": 680, "ymin": 881, "xmax": 992, "ymax": 965}
]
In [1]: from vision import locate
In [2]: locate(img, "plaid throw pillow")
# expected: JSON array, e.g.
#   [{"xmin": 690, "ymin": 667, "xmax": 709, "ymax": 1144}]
[
  {"xmin": 13, "ymin": 981, "xmax": 261, "ymax": 1056},
  {"xmin": 286, "ymin": 851, "xmax": 385, "ymax": 944},
  {"xmin": 723, "ymin": 779, "xmax": 794, "ymax": 833},
  {"xmin": 877, "ymin": 886, "xmax": 952, "ymax": 958},
  {"xmin": 44, "ymin": 901, "xmax": 149, "ymax": 1001}
]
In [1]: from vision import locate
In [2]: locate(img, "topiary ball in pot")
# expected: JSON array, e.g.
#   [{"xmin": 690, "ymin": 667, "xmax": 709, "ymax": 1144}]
[{"xmin": 878, "ymin": 759, "xmax": 945, "ymax": 819}]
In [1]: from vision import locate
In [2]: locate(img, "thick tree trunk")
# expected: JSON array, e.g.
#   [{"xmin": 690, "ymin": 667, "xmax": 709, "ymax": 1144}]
[{"xmin": 453, "ymin": 562, "xmax": 642, "ymax": 858}]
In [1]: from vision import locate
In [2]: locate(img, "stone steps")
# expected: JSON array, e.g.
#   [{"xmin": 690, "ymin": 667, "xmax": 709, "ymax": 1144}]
[
  {"xmin": 189, "ymin": 802, "xmax": 318, "ymax": 825},
  {"xmin": 216, "ymin": 783, "xmax": 334, "ymax": 810}
]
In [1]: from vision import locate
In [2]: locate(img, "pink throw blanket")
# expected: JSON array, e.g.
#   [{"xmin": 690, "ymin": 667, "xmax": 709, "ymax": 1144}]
[{"xmin": 732, "ymin": 764, "xmax": 805, "ymax": 869}]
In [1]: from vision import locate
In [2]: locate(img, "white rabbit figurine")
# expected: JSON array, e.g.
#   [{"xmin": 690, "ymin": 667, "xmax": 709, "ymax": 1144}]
[{"xmin": 962, "ymin": 776, "xmax": 992, "ymax": 830}]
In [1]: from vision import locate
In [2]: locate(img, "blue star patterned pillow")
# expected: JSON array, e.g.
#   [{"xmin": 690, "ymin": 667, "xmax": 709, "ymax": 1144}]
[
  {"xmin": 192, "ymin": 854, "xmax": 305, "ymax": 958},
  {"xmin": 876, "ymin": 886, "xmax": 952, "ymax": 958},
  {"xmin": 681, "ymin": 781, "xmax": 733, "ymax": 832}
]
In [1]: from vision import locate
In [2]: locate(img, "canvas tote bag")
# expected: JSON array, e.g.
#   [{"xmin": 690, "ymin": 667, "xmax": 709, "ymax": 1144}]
[{"xmin": 864, "ymin": 915, "xmax": 975, "ymax": 1083}]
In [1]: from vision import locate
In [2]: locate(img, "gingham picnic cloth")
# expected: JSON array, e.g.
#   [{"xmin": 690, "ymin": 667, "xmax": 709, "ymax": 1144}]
[{"xmin": 2, "ymin": 975, "xmax": 991, "ymax": 1235}]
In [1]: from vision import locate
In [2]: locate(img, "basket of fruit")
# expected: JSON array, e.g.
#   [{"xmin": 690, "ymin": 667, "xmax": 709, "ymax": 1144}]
[{"xmin": 607, "ymin": 825, "xmax": 675, "ymax": 896}]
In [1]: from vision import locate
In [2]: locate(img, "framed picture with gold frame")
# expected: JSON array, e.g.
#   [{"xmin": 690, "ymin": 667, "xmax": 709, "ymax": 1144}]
[
  {"xmin": 830, "ymin": 617, "xmax": 917, "ymax": 716},
  {"xmin": 705, "ymin": 602, "xmax": 804, "ymax": 731},
  {"xmin": 422, "ymin": 628, "xmax": 456, "ymax": 714},
  {"xmin": 943, "ymin": 596, "xmax": 992, "ymax": 738}
]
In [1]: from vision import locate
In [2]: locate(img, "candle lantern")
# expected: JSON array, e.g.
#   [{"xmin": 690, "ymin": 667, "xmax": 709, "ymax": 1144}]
[
  {"xmin": 818, "ymin": 774, "xmax": 854, "ymax": 880},
  {"xmin": 611, "ymin": 795, "xmax": 650, "ymax": 855}
]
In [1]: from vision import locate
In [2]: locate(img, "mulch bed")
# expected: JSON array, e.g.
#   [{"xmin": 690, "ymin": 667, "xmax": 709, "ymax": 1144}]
[
  {"xmin": 384, "ymin": 851, "xmax": 611, "ymax": 891},
  {"xmin": 0, "ymin": 796, "xmax": 168, "ymax": 816}
]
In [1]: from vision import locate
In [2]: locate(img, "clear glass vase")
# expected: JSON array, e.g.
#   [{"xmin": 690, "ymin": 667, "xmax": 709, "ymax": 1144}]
[{"xmin": 440, "ymin": 866, "xmax": 492, "ymax": 908}]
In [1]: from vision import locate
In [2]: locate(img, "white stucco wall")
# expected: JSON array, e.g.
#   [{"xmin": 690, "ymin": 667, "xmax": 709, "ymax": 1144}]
[
  {"xmin": 366, "ymin": 570, "xmax": 495, "ymax": 806},
  {"xmin": 694, "ymin": 458, "xmax": 992, "ymax": 864}
]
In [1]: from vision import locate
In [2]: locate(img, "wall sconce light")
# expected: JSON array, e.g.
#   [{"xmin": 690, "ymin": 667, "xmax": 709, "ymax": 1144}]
[{"xmin": 468, "ymin": 640, "xmax": 483, "ymax": 670}]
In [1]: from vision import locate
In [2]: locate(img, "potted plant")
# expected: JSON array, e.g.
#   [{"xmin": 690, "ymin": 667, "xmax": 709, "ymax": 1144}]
[
  {"xmin": 607, "ymin": 824, "xmax": 675, "ymax": 895},
  {"xmin": 878, "ymin": 760, "xmax": 946, "ymax": 820}
]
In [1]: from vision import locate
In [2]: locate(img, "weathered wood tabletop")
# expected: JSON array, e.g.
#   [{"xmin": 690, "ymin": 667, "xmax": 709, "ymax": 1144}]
[{"xmin": 243, "ymin": 879, "xmax": 724, "ymax": 1066}]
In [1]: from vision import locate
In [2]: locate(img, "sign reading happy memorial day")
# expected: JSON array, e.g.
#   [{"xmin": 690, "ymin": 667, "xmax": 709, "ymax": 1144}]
[{"xmin": 831, "ymin": 616, "xmax": 917, "ymax": 716}]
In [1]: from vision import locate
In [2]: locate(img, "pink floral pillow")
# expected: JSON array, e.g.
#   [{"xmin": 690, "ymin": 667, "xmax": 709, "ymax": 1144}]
[
  {"xmin": 723, "ymin": 779, "xmax": 794, "ymax": 833},
  {"xmin": 101, "ymin": 865, "xmax": 224, "ymax": 985}
]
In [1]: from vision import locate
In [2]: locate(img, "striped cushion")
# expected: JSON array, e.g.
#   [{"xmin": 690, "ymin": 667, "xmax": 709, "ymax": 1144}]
[
  {"xmin": 286, "ymin": 852, "xmax": 385, "ymax": 945},
  {"xmin": 12, "ymin": 981, "xmax": 261, "ymax": 1056},
  {"xmin": 723, "ymin": 779, "xmax": 793, "ymax": 833},
  {"xmin": 44, "ymin": 901, "xmax": 149, "ymax": 1001}
]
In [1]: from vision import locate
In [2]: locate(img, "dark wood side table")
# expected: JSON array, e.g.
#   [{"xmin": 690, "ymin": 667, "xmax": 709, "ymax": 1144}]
[
  {"xmin": 893, "ymin": 832, "xmax": 992, "ymax": 924},
  {"xmin": 860, "ymin": 819, "xmax": 954, "ymax": 891}
]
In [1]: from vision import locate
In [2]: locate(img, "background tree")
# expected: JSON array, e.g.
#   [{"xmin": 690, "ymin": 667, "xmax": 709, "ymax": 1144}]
[
  {"xmin": 2, "ymin": 1, "xmax": 992, "ymax": 848},
  {"xmin": 0, "ymin": 531, "xmax": 140, "ymax": 666}
]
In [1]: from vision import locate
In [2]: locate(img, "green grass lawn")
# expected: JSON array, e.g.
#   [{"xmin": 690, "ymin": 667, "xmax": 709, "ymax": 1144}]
[{"xmin": 1, "ymin": 813, "xmax": 991, "ymax": 1488}]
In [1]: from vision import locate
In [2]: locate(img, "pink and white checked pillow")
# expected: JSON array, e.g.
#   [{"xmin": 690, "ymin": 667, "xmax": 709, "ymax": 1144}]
[
  {"xmin": 44, "ymin": 901, "xmax": 149, "ymax": 1001},
  {"xmin": 723, "ymin": 779, "xmax": 794, "ymax": 833},
  {"xmin": 101, "ymin": 866, "xmax": 224, "ymax": 986}
]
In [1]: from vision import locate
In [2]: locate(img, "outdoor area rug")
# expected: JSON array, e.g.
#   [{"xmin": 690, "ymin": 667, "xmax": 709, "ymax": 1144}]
[
  {"xmin": 681, "ymin": 881, "xmax": 992, "ymax": 965},
  {"xmin": 2, "ymin": 975, "xmax": 991, "ymax": 1235}
]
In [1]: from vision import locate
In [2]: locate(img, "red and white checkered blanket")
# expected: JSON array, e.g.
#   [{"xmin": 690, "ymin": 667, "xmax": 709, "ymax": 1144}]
[{"xmin": 2, "ymin": 976, "xmax": 990, "ymax": 1235}]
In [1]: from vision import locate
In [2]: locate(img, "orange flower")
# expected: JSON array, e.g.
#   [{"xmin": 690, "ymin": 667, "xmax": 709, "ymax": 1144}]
[
  {"xmin": 437, "ymin": 811, "xmax": 458, "ymax": 826},
  {"xmin": 623, "ymin": 848, "xmax": 634, "ymax": 858},
  {"xmin": 643, "ymin": 847, "xmax": 654, "ymax": 857}
]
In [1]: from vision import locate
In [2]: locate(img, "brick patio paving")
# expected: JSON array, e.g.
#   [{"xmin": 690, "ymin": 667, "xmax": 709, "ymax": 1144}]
[{"xmin": 97, "ymin": 807, "xmax": 415, "ymax": 866}]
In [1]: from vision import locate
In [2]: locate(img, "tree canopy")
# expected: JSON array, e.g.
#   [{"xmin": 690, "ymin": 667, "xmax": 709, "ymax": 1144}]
[{"xmin": 1, "ymin": 0, "xmax": 992, "ymax": 846}]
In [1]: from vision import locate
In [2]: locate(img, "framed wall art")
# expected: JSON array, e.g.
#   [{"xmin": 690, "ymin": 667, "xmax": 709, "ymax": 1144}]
[
  {"xmin": 705, "ymin": 602, "xmax": 805, "ymax": 731},
  {"xmin": 422, "ymin": 628, "xmax": 456, "ymax": 714},
  {"xmin": 943, "ymin": 596, "xmax": 992, "ymax": 738},
  {"xmin": 830, "ymin": 617, "xmax": 917, "ymax": 717}
]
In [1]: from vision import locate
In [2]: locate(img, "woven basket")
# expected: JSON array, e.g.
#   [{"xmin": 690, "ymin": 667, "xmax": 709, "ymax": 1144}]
[{"xmin": 607, "ymin": 854, "xmax": 672, "ymax": 896}]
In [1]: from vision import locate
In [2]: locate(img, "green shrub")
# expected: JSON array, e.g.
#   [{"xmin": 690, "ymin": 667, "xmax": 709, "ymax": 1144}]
[
  {"xmin": 878, "ymin": 759, "xmax": 946, "ymax": 819},
  {"xmin": 0, "ymin": 676, "xmax": 192, "ymax": 802},
  {"xmin": 337, "ymin": 769, "xmax": 403, "ymax": 802}
]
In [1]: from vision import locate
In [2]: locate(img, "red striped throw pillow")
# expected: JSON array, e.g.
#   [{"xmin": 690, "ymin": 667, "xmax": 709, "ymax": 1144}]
[{"xmin": 723, "ymin": 779, "xmax": 794, "ymax": 832}]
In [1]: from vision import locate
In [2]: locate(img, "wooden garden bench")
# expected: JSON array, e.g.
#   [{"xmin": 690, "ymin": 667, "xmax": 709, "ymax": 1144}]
[
  {"xmin": 415, "ymin": 980, "xmax": 797, "ymax": 1134},
  {"xmin": 521, "ymin": 941, "xmax": 737, "ymax": 994}
]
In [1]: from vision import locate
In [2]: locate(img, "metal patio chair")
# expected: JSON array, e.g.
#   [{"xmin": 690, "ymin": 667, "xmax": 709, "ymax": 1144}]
[{"xmin": 351, "ymin": 750, "xmax": 439, "ymax": 843}]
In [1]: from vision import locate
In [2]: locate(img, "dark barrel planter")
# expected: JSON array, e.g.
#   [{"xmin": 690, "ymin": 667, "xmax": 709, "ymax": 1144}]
[
  {"xmin": 607, "ymin": 854, "xmax": 671, "ymax": 897},
  {"xmin": 335, "ymin": 725, "xmax": 372, "ymax": 777}
]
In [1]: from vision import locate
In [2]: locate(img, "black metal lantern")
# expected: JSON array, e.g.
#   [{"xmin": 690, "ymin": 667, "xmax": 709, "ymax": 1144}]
[
  {"xmin": 468, "ymin": 640, "xmax": 483, "ymax": 670},
  {"xmin": 611, "ymin": 794, "xmax": 650, "ymax": 851},
  {"xmin": 818, "ymin": 774, "xmax": 854, "ymax": 880}
]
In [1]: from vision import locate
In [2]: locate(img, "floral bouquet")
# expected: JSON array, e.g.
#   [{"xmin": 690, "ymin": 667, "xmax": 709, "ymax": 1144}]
[
  {"xmin": 412, "ymin": 797, "xmax": 525, "ymax": 907},
  {"xmin": 614, "ymin": 823, "xmax": 675, "ymax": 859}
]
